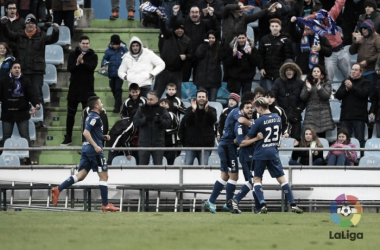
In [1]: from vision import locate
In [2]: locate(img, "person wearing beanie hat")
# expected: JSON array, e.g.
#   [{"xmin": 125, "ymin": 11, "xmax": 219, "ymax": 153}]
[
  {"xmin": 351, "ymin": 18, "xmax": 380, "ymax": 102},
  {"xmin": 272, "ymin": 59, "xmax": 305, "ymax": 141},
  {"xmin": 101, "ymin": 34, "xmax": 128, "ymax": 113},
  {"xmin": 228, "ymin": 93, "xmax": 240, "ymax": 103},
  {"xmin": 153, "ymin": 14, "xmax": 191, "ymax": 99},
  {"xmin": 25, "ymin": 13, "xmax": 37, "ymax": 25},
  {"xmin": 356, "ymin": 0, "xmax": 380, "ymax": 35}
]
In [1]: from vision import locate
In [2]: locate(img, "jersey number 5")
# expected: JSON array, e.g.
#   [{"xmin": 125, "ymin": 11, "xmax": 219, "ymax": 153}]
[{"xmin": 264, "ymin": 125, "xmax": 279, "ymax": 143}]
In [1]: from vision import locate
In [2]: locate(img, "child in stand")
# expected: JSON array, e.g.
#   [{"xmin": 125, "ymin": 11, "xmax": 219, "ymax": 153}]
[
  {"xmin": 326, "ymin": 128, "xmax": 357, "ymax": 166},
  {"xmin": 165, "ymin": 82, "xmax": 186, "ymax": 118}
]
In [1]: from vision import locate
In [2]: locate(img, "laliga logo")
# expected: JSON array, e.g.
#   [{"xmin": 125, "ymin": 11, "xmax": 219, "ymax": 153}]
[{"xmin": 329, "ymin": 194, "xmax": 364, "ymax": 241}]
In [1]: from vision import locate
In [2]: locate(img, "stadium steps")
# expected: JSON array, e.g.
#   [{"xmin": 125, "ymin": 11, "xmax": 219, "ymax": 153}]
[{"xmin": 34, "ymin": 17, "xmax": 160, "ymax": 165}]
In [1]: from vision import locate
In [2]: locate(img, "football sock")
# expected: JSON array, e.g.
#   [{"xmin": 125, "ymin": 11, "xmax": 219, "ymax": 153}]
[
  {"xmin": 58, "ymin": 175, "xmax": 78, "ymax": 192},
  {"xmin": 254, "ymin": 183, "xmax": 265, "ymax": 204},
  {"xmin": 281, "ymin": 182, "xmax": 295, "ymax": 205},
  {"xmin": 252, "ymin": 191, "xmax": 261, "ymax": 212},
  {"xmin": 234, "ymin": 182, "xmax": 252, "ymax": 203},
  {"xmin": 226, "ymin": 179, "xmax": 237, "ymax": 204},
  {"xmin": 209, "ymin": 178, "xmax": 226, "ymax": 204},
  {"xmin": 99, "ymin": 181, "xmax": 108, "ymax": 206}
]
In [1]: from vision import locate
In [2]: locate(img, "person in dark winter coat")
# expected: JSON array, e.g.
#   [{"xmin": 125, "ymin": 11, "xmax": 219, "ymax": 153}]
[
  {"xmin": 356, "ymin": 0, "xmax": 380, "ymax": 35},
  {"xmin": 198, "ymin": 0, "xmax": 224, "ymax": 24},
  {"xmin": 171, "ymin": 5, "xmax": 217, "ymax": 81},
  {"xmin": 61, "ymin": 36, "xmax": 98, "ymax": 146},
  {"xmin": 289, "ymin": 15, "xmax": 332, "ymax": 76},
  {"xmin": 120, "ymin": 83, "xmax": 148, "ymax": 120},
  {"xmin": 223, "ymin": 32, "xmax": 260, "ymax": 95},
  {"xmin": 165, "ymin": 83, "xmax": 186, "ymax": 117},
  {"xmin": 182, "ymin": 89, "xmax": 217, "ymax": 165},
  {"xmin": 194, "ymin": 30, "xmax": 222, "ymax": 101},
  {"xmin": 265, "ymin": 90, "xmax": 291, "ymax": 138},
  {"xmin": 0, "ymin": 62, "xmax": 40, "ymax": 148},
  {"xmin": 369, "ymin": 80, "xmax": 380, "ymax": 137},
  {"xmin": 300, "ymin": 64, "xmax": 335, "ymax": 138},
  {"xmin": 272, "ymin": 59, "xmax": 305, "ymax": 141},
  {"xmin": 0, "ymin": 1, "xmax": 25, "ymax": 58},
  {"xmin": 335, "ymin": 63, "xmax": 370, "ymax": 147},
  {"xmin": 0, "ymin": 42, "xmax": 15, "ymax": 80},
  {"xmin": 258, "ymin": 18, "xmax": 293, "ymax": 90},
  {"xmin": 133, "ymin": 91, "xmax": 172, "ymax": 165},
  {"xmin": 0, "ymin": 13, "xmax": 59, "ymax": 105},
  {"xmin": 101, "ymin": 34, "xmax": 128, "ymax": 113},
  {"xmin": 155, "ymin": 16, "xmax": 192, "ymax": 98}
]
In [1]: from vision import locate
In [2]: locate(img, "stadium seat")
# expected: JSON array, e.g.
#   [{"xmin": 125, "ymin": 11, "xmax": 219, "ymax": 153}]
[
  {"xmin": 11, "ymin": 120, "xmax": 36, "ymax": 141},
  {"xmin": 77, "ymin": 0, "xmax": 84, "ymax": 5},
  {"xmin": 45, "ymin": 45, "xmax": 64, "ymax": 66},
  {"xmin": 47, "ymin": 26, "xmax": 71, "ymax": 47},
  {"xmin": 364, "ymin": 138, "xmax": 380, "ymax": 156},
  {"xmin": 174, "ymin": 155, "xmax": 199, "ymax": 165},
  {"xmin": 183, "ymin": 101, "xmax": 190, "ymax": 108},
  {"xmin": 0, "ymin": 155, "xmax": 21, "ymax": 166},
  {"xmin": 42, "ymin": 82, "xmax": 51, "ymax": 103},
  {"xmin": 149, "ymin": 156, "xmax": 167, "ymax": 165},
  {"xmin": 246, "ymin": 26, "xmax": 254, "ymax": 42},
  {"xmin": 279, "ymin": 137, "xmax": 295, "ymax": 158},
  {"xmin": 372, "ymin": 124, "xmax": 377, "ymax": 138},
  {"xmin": 0, "ymin": 122, "xmax": 2, "ymax": 141},
  {"xmin": 216, "ymin": 82, "xmax": 230, "ymax": 106},
  {"xmin": 30, "ymin": 104, "xmax": 44, "ymax": 123},
  {"xmin": 181, "ymin": 82, "xmax": 197, "ymax": 101},
  {"xmin": 325, "ymin": 127, "xmax": 337, "ymax": 143},
  {"xmin": 111, "ymin": 155, "xmax": 136, "ymax": 166},
  {"xmin": 330, "ymin": 101, "xmax": 341, "ymax": 124},
  {"xmin": 247, "ymin": 7, "xmax": 261, "ymax": 29},
  {"xmin": 207, "ymin": 155, "xmax": 221, "ymax": 167},
  {"xmin": 358, "ymin": 155, "xmax": 380, "ymax": 166},
  {"xmin": 319, "ymin": 138, "xmax": 329, "ymax": 159},
  {"xmin": 280, "ymin": 155, "xmax": 290, "ymax": 166},
  {"xmin": 2, "ymin": 137, "xmax": 29, "ymax": 159},
  {"xmin": 209, "ymin": 101, "xmax": 223, "ymax": 123},
  {"xmin": 350, "ymin": 138, "xmax": 361, "ymax": 159},
  {"xmin": 332, "ymin": 69, "xmax": 344, "ymax": 83},
  {"xmin": 44, "ymin": 64, "xmax": 57, "ymax": 85}
]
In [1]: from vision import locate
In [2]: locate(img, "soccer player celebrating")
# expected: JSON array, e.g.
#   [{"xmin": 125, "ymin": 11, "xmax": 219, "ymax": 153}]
[
  {"xmin": 229, "ymin": 102, "xmax": 263, "ymax": 213},
  {"xmin": 244, "ymin": 97, "xmax": 303, "ymax": 214},
  {"xmin": 52, "ymin": 96, "xmax": 119, "ymax": 212},
  {"xmin": 205, "ymin": 92, "xmax": 255, "ymax": 214}
]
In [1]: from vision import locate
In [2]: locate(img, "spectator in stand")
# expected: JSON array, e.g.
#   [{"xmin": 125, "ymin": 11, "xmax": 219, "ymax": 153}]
[
  {"xmin": 171, "ymin": 4, "xmax": 217, "ymax": 81},
  {"xmin": 326, "ymin": 128, "xmax": 357, "ymax": 166},
  {"xmin": 289, "ymin": 15, "xmax": 332, "ymax": 76},
  {"xmin": 217, "ymin": 93, "xmax": 240, "ymax": 141},
  {"xmin": 350, "ymin": 19, "xmax": 380, "ymax": 102},
  {"xmin": 265, "ymin": 90, "xmax": 291, "ymax": 138},
  {"xmin": 369, "ymin": 79, "xmax": 380, "ymax": 137},
  {"xmin": 258, "ymin": 18, "xmax": 293, "ymax": 91},
  {"xmin": 253, "ymin": 86, "xmax": 265, "ymax": 100},
  {"xmin": 109, "ymin": 0, "xmax": 136, "ymax": 20},
  {"xmin": 159, "ymin": 98, "xmax": 180, "ymax": 165},
  {"xmin": 289, "ymin": 127, "xmax": 324, "ymax": 166},
  {"xmin": 339, "ymin": 0, "xmax": 365, "ymax": 46},
  {"xmin": 182, "ymin": 89, "xmax": 217, "ymax": 165},
  {"xmin": 223, "ymin": 31, "xmax": 260, "ymax": 95},
  {"xmin": 0, "ymin": 62, "xmax": 40, "ymax": 165},
  {"xmin": 155, "ymin": 15, "xmax": 192, "ymax": 98},
  {"xmin": 118, "ymin": 36, "xmax": 165, "ymax": 97},
  {"xmin": 0, "ymin": 1, "xmax": 25, "ymax": 58},
  {"xmin": 0, "ymin": 13, "xmax": 59, "ymax": 126},
  {"xmin": 101, "ymin": 34, "xmax": 128, "ymax": 113},
  {"xmin": 198, "ymin": 0, "xmax": 224, "ymax": 27},
  {"xmin": 194, "ymin": 30, "xmax": 222, "ymax": 101},
  {"xmin": 164, "ymin": 83, "xmax": 186, "ymax": 118},
  {"xmin": 294, "ymin": 0, "xmax": 322, "ymax": 17},
  {"xmin": 120, "ymin": 83, "xmax": 147, "ymax": 164},
  {"xmin": 336, "ymin": 63, "xmax": 370, "ymax": 148},
  {"xmin": 300, "ymin": 64, "xmax": 335, "ymax": 138},
  {"xmin": 356, "ymin": 0, "xmax": 380, "ymax": 35},
  {"xmin": 272, "ymin": 59, "xmax": 305, "ymax": 141},
  {"xmin": 0, "ymin": 42, "xmax": 16, "ymax": 80},
  {"xmin": 133, "ymin": 91, "xmax": 171, "ymax": 165},
  {"xmin": 61, "ymin": 36, "xmax": 98, "ymax": 146},
  {"xmin": 305, "ymin": 0, "xmax": 351, "ymax": 83},
  {"xmin": 52, "ymin": 0, "xmax": 77, "ymax": 38}
]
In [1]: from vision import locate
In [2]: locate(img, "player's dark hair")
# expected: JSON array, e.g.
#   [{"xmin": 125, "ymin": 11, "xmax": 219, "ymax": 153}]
[
  {"xmin": 254, "ymin": 97, "xmax": 269, "ymax": 109},
  {"xmin": 241, "ymin": 92, "xmax": 255, "ymax": 103},
  {"xmin": 239, "ymin": 101, "xmax": 252, "ymax": 110},
  {"xmin": 79, "ymin": 36, "xmax": 90, "ymax": 43},
  {"xmin": 166, "ymin": 83, "xmax": 176, "ymax": 89},
  {"xmin": 129, "ymin": 83, "xmax": 140, "ymax": 91},
  {"xmin": 88, "ymin": 96, "xmax": 100, "ymax": 110},
  {"xmin": 337, "ymin": 127, "xmax": 351, "ymax": 144}
]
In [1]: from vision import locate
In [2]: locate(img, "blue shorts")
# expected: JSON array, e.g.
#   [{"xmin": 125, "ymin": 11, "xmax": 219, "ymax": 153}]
[
  {"xmin": 217, "ymin": 142, "xmax": 238, "ymax": 173},
  {"xmin": 78, "ymin": 151, "xmax": 108, "ymax": 173},
  {"xmin": 253, "ymin": 159, "xmax": 284, "ymax": 179}
]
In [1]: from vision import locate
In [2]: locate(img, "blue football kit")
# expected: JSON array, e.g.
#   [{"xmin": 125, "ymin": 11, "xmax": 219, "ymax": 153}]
[{"xmin": 235, "ymin": 120, "xmax": 255, "ymax": 181}]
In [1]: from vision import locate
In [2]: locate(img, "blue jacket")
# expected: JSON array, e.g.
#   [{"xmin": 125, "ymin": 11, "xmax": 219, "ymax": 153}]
[
  {"xmin": 101, "ymin": 41, "xmax": 128, "ymax": 78},
  {"xmin": 0, "ymin": 54, "xmax": 15, "ymax": 80}
]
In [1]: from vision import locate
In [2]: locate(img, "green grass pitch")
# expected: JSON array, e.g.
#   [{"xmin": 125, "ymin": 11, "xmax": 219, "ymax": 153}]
[{"xmin": 0, "ymin": 211, "xmax": 379, "ymax": 250}]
